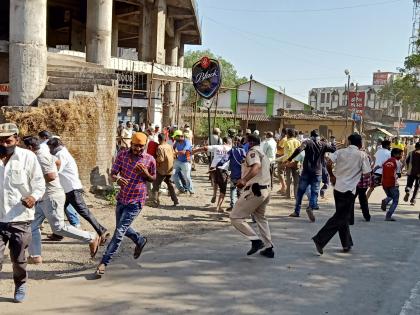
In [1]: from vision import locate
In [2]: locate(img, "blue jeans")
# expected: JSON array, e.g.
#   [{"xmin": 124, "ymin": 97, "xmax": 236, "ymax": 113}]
[
  {"xmin": 64, "ymin": 204, "xmax": 80, "ymax": 227},
  {"xmin": 294, "ymin": 172, "xmax": 322, "ymax": 215},
  {"xmin": 230, "ymin": 178, "xmax": 240, "ymax": 207},
  {"xmin": 101, "ymin": 202, "xmax": 145, "ymax": 266},
  {"xmin": 172, "ymin": 160, "xmax": 193, "ymax": 193},
  {"xmin": 383, "ymin": 187, "xmax": 399, "ymax": 218}
]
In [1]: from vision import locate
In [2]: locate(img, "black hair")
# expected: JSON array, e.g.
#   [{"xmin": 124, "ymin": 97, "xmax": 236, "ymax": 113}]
[
  {"xmin": 310, "ymin": 130, "xmax": 319, "ymax": 138},
  {"xmin": 23, "ymin": 136, "xmax": 40, "ymax": 150},
  {"xmin": 382, "ymin": 140, "xmax": 391, "ymax": 148},
  {"xmin": 287, "ymin": 128, "xmax": 295, "ymax": 138},
  {"xmin": 281, "ymin": 128, "xmax": 287, "ymax": 134},
  {"xmin": 416, "ymin": 142, "xmax": 420, "ymax": 149},
  {"xmin": 38, "ymin": 130, "xmax": 52, "ymax": 139},
  {"xmin": 158, "ymin": 133, "xmax": 165, "ymax": 142},
  {"xmin": 348, "ymin": 133, "xmax": 362, "ymax": 147},
  {"xmin": 247, "ymin": 134, "xmax": 261, "ymax": 145},
  {"xmin": 222, "ymin": 137, "xmax": 229, "ymax": 144},
  {"xmin": 47, "ymin": 138, "xmax": 63, "ymax": 148},
  {"xmin": 391, "ymin": 148, "xmax": 403, "ymax": 157}
]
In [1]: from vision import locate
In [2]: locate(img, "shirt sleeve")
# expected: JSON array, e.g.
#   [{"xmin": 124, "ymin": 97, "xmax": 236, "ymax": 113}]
[
  {"xmin": 29, "ymin": 154, "xmax": 46, "ymax": 201},
  {"xmin": 207, "ymin": 145, "xmax": 217, "ymax": 153},
  {"xmin": 148, "ymin": 156, "xmax": 156, "ymax": 180},
  {"xmin": 329, "ymin": 151, "xmax": 338, "ymax": 164},
  {"xmin": 361, "ymin": 152, "xmax": 372, "ymax": 175},
  {"xmin": 111, "ymin": 152, "xmax": 124, "ymax": 175},
  {"xmin": 246, "ymin": 149, "xmax": 262, "ymax": 166}
]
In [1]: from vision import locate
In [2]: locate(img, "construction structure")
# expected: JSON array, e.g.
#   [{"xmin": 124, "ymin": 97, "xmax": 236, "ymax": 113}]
[
  {"xmin": 409, "ymin": 0, "xmax": 420, "ymax": 57},
  {"xmin": 0, "ymin": 0, "xmax": 201, "ymax": 188}
]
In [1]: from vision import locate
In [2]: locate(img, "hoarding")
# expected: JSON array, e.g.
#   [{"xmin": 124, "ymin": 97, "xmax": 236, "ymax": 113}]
[
  {"xmin": 348, "ymin": 91, "xmax": 365, "ymax": 115},
  {"xmin": 373, "ymin": 72, "xmax": 390, "ymax": 86},
  {"xmin": 192, "ymin": 57, "xmax": 222, "ymax": 99}
]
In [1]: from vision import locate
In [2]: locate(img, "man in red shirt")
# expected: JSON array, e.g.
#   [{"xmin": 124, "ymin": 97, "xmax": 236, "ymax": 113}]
[{"xmin": 381, "ymin": 148, "xmax": 403, "ymax": 221}]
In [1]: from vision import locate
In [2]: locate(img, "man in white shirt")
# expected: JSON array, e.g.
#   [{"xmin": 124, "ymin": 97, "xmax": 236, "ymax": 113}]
[
  {"xmin": 121, "ymin": 121, "xmax": 134, "ymax": 149},
  {"xmin": 312, "ymin": 134, "xmax": 371, "ymax": 255},
  {"xmin": 0, "ymin": 123, "xmax": 45, "ymax": 303},
  {"xmin": 193, "ymin": 137, "xmax": 232, "ymax": 211},
  {"xmin": 366, "ymin": 139, "xmax": 391, "ymax": 200},
  {"xmin": 23, "ymin": 137, "xmax": 100, "ymax": 264},
  {"xmin": 47, "ymin": 138, "xmax": 109, "ymax": 245}
]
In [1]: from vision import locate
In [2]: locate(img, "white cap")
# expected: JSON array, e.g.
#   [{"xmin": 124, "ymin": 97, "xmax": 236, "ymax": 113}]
[{"xmin": 253, "ymin": 130, "xmax": 260, "ymax": 136}]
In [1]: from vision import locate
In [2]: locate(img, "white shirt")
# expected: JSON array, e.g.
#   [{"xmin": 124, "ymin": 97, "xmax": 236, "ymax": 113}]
[
  {"xmin": 207, "ymin": 144, "xmax": 231, "ymax": 168},
  {"xmin": 35, "ymin": 146, "xmax": 64, "ymax": 198},
  {"xmin": 40, "ymin": 139, "xmax": 49, "ymax": 152},
  {"xmin": 0, "ymin": 147, "xmax": 45, "ymax": 222},
  {"xmin": 55, "ymin": 147, "xmax": 83, "ymax": 193},
  {"xmin": 330, "ymin": 145, "xmax": 371, "ymax": 194},
  {"xmin": 373, "ymin": 148, "xmax": 391, "ymax": 175},
  {"xmin": 262, "ymin": 138, "xmax": 277, "ymax": 162}
]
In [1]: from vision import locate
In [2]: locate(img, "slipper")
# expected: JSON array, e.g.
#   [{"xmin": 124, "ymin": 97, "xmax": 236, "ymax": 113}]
[
  {"xmin": 96, "ymin": 263, "xmax": 105, "ymax": 276},
  {"xmin": 134, "ymin": 237, "xmax": 148, "ymax": 259},
  {"xmin": 89, "ymin": 236, "xmax": 100, "ymax": 258},
  {"xmin": 100, "ymin": 231, "xmax": 111, "ymax": 246}
]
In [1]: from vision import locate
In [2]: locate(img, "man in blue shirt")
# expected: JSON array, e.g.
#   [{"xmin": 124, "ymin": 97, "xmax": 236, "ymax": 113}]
[
  {"xmin": 227, "ymin": 136, "xmax": 246, "ymax": 211},
  {"xmin": 172, "ymin": 130, "xmax": 194, "ymax": 194}
]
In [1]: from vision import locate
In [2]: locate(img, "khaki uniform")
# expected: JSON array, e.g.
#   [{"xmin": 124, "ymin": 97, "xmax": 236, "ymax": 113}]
[{"xmin": 230, "ymin": 145, "xmax": 273, "ymax": 248}]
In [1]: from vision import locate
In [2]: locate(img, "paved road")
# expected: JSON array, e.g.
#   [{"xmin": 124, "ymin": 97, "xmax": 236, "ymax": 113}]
[{"xmin": 1, "ymin": 188, "xmax": 420, "ymax": 315}]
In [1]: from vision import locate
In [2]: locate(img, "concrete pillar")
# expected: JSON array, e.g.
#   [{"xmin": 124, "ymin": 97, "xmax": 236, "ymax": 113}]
[
  {"xmin": 9, "ymin": 0, "xmax": 47, "ymax": 106},
  {"xmin": 111, "ymin": 6, "xmax": 118, "ymax": 57},
  {"xmin": 86, "ymin": 0, "xmax": 112, "ymax": 66},
  {"xmin": 178, "ymin": 43, "xmax": 185, "ymax": 67},
  {"xmin": 163, "ymin": 33, "xmax": 180, "ymax": 126},
  {"xmin": 139, "ymin": 0, "xmax": 166, "ymax": 63}
]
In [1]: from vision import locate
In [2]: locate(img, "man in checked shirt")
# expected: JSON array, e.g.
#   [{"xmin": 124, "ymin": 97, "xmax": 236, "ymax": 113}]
[{"xmin": 96, "ymin": 132, "xmax": 156, "ymax": 276}]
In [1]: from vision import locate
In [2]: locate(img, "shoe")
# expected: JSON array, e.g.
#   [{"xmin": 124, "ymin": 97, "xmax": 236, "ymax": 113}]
[
  {"xmin": 312, "ymin": 238, "xmax": 323, "ymax": 255},
  {"xmin": 134, "ymin": 237, "xmax": 148, "ymax": 259},
  {"xmin": 306, "ymin": 208, "xmax": 316, "ymax": 222},
  {"xmin": 385, "ymin": 217, "xmax": 396, "ymax": 221},
  {"xmin": 96, "ymin": 263, "xmax": 106, "ymax": 276},
  {"xmin": 89, "ymin": 236, "xmax": 101, "ymax": 258},
  {"xmin": 47, "ymin": 233, "xmax": 63, "ymax": 241},
  {"xmin": 289, "ymin": 212, "xmax": 299, "ymax": 217},
  {"xmin": 27, "ymin": 256, "xmax": 42, "ymax": 265},
  {"xmin": 312, "ymin": 206, "xmax": 320, "ymax": 210},
  {"xmin": 226, "ymin": 207, "xmax": 233, "ymax": 212},
  {"xmin": 173, "ymin": 201, "xmax": 179, "ymax": 206},
  {"xmin": 364, "ymin": 216, "xmax": 371, "ymax": 222},
  {"xmin": 211, "ymin": 196, "xmax": 216, "ymax": 203},
  {"xmin": 178, "ymin": 190, "xmax": 187, "ymax": 195},
  {"xmin": 381, "ymin": 199, "xmax": 387, "ymax": 211},
  {"xmin": 247, "ymin": 240, "xmax": 264, "ymax": 256},
  {"xmin": 100, "ymin": 231, "xmax": 111, "ymax": 246},
  {"xmin": 189, "ymin": 191, "xmax": 195, "ymax": 195},
  {"xmin": 342, "ymin": 246, "xmax": 352, "ymax": 253},
  {"xmin": 260, "ymin": 247, "xmax": 275, "ymax": 258},
  {"xmin": 404, "ymin": 192, "xmax": 410, "ymax": 202},
  {"xmin": 14, "ymin": 284, "xmax": 27, "ymax": 303},
  {"xmin": 410, "ymin": 200, "xmax": 416, "ymax": 206}
]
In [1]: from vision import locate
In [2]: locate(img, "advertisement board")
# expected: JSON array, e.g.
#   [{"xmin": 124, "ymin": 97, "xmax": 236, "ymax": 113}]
[
  {"xmin": 348, "ymin": 91, "xmax": 366, "ymax": 115},
  {"xmin": 373, "ymin": 72, "xmax": 390, "ymax": 86},
  {"xmin": 192, "ymin": 57, "xmax": 222, "ymax": 99}
]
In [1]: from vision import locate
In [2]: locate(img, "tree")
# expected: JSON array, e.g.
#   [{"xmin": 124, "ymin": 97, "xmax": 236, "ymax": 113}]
[{"xmin": 378, "ymin": 49, "xmax": 420, "ymax": 113}]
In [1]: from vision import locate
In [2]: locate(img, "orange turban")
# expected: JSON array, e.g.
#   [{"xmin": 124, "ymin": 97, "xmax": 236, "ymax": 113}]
[{"xmin": 131, "ymin": 132, "xmax": 147, "ymax": 145}]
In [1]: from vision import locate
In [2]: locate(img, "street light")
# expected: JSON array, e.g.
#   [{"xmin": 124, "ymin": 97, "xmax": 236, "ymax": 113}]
[{"xmin": 344, "ymin": 69, "xmax": 351, "ymax": 128}]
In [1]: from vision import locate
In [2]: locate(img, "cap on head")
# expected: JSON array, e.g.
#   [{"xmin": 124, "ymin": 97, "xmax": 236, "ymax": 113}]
[
  {"xmin": 0, "ymin": 123, "xmax": 19, "ymax": 137},
  {"xmin": 245, "ymin": 129, "xmax": 251, "ymax": 135},
  {"xmin": 253, "ymin": 130, "xmax": 260, "ymax": 136},
  {"xmin": 173, "ymin": 130, "xmax": 183, "ymax": 137},
  {"xmin": 131, "ymin": 132, "xmax": 147, "ymax": 145},
  {"xmin": 265, "ymin": 131, "xmax": 273, "ymax": 137}
]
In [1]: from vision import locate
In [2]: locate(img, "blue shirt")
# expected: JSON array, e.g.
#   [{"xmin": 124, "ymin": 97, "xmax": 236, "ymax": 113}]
[
  {"xmin": 228, "ymin": 147, "xmax": 246, "ymax": 180},
  {"xmin": 174, "ymin": 139, "xmax": 192, "ymax": 163},
  {"xmin": 243, "ymin": 143, "xmax": 250, "ymax": 153}
]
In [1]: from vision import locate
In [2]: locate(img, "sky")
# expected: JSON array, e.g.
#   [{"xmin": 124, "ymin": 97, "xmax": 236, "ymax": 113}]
[{"xmin": 186, "ymin": 0, "xmax": 413, "ymax": 103}]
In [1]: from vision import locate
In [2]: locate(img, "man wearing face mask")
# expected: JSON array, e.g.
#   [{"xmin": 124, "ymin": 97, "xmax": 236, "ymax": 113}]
[
  {"xmin": 96, "ymin": 132, "xmax": 156, "ymax": 275},
  {"xmin": 47, "ymin": 138, "xmax": 110, "ymax": 245},
  {"xmin": 0, "ymin": 123, "xmax": 45, "ymax": 303},
  {"xmin": 287, "ymin": 130, "xmax": 336, "ymax": 222}
]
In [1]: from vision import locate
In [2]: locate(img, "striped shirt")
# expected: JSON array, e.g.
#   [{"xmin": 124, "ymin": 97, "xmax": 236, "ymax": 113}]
[{"xmin": 111, "ymin": 150, "xmax": 156, "ymax": 206}]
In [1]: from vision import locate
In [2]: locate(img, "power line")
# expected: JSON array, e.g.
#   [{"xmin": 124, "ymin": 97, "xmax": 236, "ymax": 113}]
[
  {"xmin": 203, "ymin": 15, "xmax": 401, "ymax": 63},
  {"xmin": 202, "ymin": 0, "xmax": 402, "ymax": 14}
]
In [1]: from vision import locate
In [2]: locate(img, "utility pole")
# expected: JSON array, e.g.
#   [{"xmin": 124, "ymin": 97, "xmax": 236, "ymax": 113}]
[{"xmin": 245, "ymin": 74, "xmax": 253, "ymax": 130}]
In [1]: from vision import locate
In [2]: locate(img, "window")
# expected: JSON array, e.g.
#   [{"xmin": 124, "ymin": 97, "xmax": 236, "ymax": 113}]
[
  {"xmin": 320, "ymin": 93, "xmax": 325, "ymax": 103},
  {"xmin": 326, "ymin": 93, "xmax": 330, "ymax": 103},
  {"xmin": 286, "ymin": 102, "xmax": 292, "ymax": 108}
]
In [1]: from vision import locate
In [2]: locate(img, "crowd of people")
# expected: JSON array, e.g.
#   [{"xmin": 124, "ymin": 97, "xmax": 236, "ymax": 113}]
[{"xmin": 1, "ymin": 120, "xmax": 419, "ymax": 303}]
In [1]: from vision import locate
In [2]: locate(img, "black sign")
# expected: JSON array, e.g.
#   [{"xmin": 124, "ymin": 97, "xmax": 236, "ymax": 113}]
[{"xmin": 192, "ymin": 57, "xmax": 222, "ymax": 99}]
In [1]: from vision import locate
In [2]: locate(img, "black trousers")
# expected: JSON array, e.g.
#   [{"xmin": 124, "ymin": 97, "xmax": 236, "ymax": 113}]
[
  {"xmin": 152, "ymin": 174, "xmax": 179, "ymax": 203},
  {"xmin": 65, "ymin": 189, "xmax": 107, "ymax": 236},
  {"xmin": 406, "ymin": 175, "xmax": 420, "ymax": 201},
  {"xmin": 313, "ymin": 190, "xmax": 355, "ymax": 249},
  {"xmin": 0, "ymin": 222, "xmax": 31, "ymax": 286},
  {"xmin": 355, "ymin": 187, "xmax": 370, "ymax": 221}
]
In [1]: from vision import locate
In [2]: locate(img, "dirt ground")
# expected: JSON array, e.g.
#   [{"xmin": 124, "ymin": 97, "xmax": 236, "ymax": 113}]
[{"xmin": 0, "ymin": 164, "xmax": 235, "ymax": 294}]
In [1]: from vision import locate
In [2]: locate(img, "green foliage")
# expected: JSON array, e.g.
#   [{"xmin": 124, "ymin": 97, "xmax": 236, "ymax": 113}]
[
  {"xmin": 378, "ymin": 53, "xmax": 420, "ymax": 112},
  {"xmin": 105, "ymin": 185, "xmax": 119, "ymax": 206},
  {"xmin": 195, "ymin": 117, "xmax": 240, "ymax": 138}
]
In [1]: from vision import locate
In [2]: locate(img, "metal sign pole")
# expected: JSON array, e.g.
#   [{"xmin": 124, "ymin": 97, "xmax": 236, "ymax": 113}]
[{"xmin": 245, "ymin": 75, "xmax": 253, "ymax": 130}]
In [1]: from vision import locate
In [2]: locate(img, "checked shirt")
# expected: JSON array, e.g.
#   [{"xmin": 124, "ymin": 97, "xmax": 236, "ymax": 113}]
[{"xmin": 112, "ymin": 149, "xmax": 156, "ymax": 206}]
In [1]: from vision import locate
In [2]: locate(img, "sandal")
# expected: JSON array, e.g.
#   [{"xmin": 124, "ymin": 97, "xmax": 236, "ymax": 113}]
[
  {"xmin": 96, "ymin": 263, "xmax": 105, "ymax": 276},
  {"xmin": 100, "ymin": 231, "xmax": 111, "ymax": 246}
]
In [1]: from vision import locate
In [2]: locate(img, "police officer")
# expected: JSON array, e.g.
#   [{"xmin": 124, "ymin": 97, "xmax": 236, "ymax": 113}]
[{"xmin": 229, "ymin": 134, "xmax": 274, "ymax": 258}]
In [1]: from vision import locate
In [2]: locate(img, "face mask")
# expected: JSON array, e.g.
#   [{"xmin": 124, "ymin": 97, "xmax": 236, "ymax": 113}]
[{"xmin": 0, "ymin": 145, "xmax": 16, "ymax": 156}]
